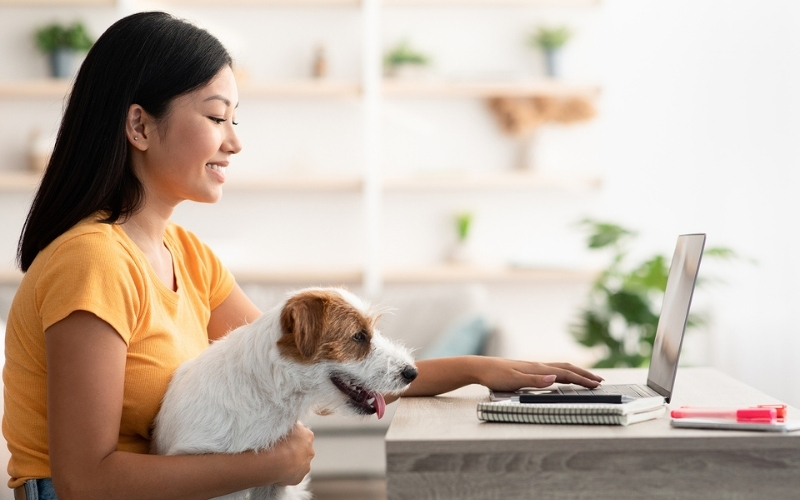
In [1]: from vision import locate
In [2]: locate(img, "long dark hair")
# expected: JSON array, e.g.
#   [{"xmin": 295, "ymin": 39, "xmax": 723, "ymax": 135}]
[{"xmin": 17, "ymin": 11, "xmax": 233, "ymax": 272}]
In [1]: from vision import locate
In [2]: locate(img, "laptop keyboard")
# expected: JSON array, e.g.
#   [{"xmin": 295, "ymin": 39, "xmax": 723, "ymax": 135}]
[{"xmin": 558, "ymin": 384, "xmax": 660, "ymax": 399}]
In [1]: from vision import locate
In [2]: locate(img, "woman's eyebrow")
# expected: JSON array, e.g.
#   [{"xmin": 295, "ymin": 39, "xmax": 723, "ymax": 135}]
[{"xmin": 204, "ymin": 94, "xmax": 233, "ymax": 107}]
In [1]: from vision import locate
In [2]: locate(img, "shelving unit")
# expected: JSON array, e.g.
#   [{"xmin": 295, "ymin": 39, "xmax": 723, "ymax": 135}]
[{"xmin": 0, "ymin": 0, "xmax": 602, "ymax": 295}]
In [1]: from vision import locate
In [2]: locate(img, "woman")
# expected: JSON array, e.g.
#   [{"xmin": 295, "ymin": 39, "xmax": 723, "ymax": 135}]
[{"xmin": 2, "ymin": 11, "xmax": 601, "ymax": 500}]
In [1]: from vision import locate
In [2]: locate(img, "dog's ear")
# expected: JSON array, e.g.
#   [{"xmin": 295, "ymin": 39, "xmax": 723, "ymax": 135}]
[{"xmin": 280, "ymin": 292, "xmax": 326, "ymax": 361}]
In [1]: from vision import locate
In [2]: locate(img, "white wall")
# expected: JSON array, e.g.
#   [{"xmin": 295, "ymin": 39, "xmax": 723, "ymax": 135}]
[{"xmin": 0, "ymin": 1, "xmax": 799, "ymax": 407}]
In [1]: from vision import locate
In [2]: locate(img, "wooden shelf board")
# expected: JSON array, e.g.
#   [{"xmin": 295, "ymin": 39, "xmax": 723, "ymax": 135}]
[{"xmin": 383, "ymin": 79, "xmax": 600, "ymax": 98}]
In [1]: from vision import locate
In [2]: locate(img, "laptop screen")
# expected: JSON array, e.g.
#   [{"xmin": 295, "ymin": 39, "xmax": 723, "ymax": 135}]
[{"xmin": 646, "ymin": 233, "xmax": 706, "ymax": 401}]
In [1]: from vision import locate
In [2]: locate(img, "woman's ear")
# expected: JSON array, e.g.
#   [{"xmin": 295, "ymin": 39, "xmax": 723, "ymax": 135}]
[{"xmin": 126, "ymin": 104, "xmax": 150, "ymax": 151}]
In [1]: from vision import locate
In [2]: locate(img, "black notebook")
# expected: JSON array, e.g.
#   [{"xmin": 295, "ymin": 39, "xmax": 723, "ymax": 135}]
[{"xmin": 477, "ymin": 397, "xmax": 666, "ymax": 426}]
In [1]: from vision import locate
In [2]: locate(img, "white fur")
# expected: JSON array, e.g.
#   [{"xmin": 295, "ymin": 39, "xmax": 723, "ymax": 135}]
[{"xmin": 151, "ymin": 288, "xmax": 417, "ymax": 500}]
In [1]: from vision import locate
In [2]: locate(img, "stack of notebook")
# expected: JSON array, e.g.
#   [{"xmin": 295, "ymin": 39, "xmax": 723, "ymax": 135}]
[{"xmin": 476, "ymin": 396, "xmax": 666, "ymax": 426}]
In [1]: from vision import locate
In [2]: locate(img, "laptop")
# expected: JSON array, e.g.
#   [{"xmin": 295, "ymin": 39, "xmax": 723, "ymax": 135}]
[{"xmin": 495, "ymin": 233, "xmax": 706, "ymax": 405}]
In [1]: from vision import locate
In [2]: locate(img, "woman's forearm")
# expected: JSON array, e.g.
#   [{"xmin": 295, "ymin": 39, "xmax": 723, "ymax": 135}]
[
  {"xmin": 385, "ymin": 356, "xmax": 603, "ymax": 404},
  {"xmin": 53, "ymin": 449, "xmax": 289, "ymax": 500}
]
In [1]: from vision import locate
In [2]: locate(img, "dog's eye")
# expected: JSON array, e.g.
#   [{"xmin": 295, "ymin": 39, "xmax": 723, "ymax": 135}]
[{"xmin": 352, "ymin": 331, "xmax": 368, "ymax": 343}]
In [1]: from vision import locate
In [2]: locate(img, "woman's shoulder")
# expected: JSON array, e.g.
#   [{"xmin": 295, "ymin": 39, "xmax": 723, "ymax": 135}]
[
  {"xmin": 50, "ymin": 215, "xmax": 128, "ymax": 252},
  {"xmin": 31, "ymin": 215, "xmax": 138, "ymax": 275}
]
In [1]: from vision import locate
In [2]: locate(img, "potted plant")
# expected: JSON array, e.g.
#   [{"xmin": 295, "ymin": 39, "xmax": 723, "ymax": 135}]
[
  {"xmin": 529, "ymin": 26, "xmax": 571, "ymax": 78},
  {"xmin": 34, "ymin": 21, "xmax": 94, "ymax": 78},
  {"xmin": 570, "ymin": 219, "xmax": 742, "ymax": 368},
  {"xmin": 383, "ymin": 41, "xmax": 431, "ymax": 79}
]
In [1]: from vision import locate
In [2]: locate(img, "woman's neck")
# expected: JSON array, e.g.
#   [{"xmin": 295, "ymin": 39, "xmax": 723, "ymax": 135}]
[{"xmin": 120, "ymin": 210, "xmax": 176, "ymax": 290}]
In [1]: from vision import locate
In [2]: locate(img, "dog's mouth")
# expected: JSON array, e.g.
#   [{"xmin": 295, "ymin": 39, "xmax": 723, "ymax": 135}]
[{"xmin": 330, "ymin": 375, "xmax": 386, "ymax": 419}]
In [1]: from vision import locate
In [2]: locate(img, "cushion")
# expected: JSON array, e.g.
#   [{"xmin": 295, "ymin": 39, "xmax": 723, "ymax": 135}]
[{"xmin": 419, "ymin": 314, "xmax": 493, "ymax": 359}]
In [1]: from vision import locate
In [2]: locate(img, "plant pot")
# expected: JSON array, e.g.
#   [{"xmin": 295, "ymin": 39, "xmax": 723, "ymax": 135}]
[
  {"xmin": 48, "ymin": 48, "xmax": 75, "ymax": 79},
  {"xmin": 386, "ymin": 64, "xmax": 430, "ymax": 80},
  {"xmin": 543, "ymin": 48, "xmax": 562, "ymax": 78}
]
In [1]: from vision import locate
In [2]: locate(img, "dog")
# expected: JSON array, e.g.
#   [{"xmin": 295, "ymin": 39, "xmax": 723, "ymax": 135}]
[{"xmin": 151, "ymin": 287, "xmax": 418, "ymax": 500}]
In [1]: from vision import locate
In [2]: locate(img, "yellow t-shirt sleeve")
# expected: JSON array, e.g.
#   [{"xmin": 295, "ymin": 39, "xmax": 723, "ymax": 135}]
[{"xmin": 35, "ymin": 232, "xmax": 144, "ymax": 345}]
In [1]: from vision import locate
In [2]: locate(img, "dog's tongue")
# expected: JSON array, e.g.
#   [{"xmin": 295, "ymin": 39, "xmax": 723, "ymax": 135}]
[{"xmin": 370, "ymin": 391, "xmax": 386, "ymax": 419}]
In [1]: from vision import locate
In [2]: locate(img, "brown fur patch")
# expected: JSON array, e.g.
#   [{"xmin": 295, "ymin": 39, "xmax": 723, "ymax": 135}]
[{"xmin": 277, "ymin": 290, "xmax": 375, "ymax": 364}]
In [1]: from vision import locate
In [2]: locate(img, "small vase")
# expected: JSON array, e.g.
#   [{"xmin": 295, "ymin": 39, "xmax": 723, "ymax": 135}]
[{"xmin": 544, "ymin": 48, "xmax": 561, "ymax": 78}]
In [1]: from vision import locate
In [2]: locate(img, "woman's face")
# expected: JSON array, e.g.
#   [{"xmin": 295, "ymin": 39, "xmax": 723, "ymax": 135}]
[{"xmin": 133, "ymin": 66, "xmax": 242, "ymax": 207}]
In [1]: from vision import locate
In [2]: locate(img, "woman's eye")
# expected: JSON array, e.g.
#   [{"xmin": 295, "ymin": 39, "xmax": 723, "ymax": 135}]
[
  {"xmin": 209, "ymin": 117, "xmax": 226, "ymax": 124},
  {"xmin": 232, "ymin": 120, "xmax": 239, "ymax": 126}
]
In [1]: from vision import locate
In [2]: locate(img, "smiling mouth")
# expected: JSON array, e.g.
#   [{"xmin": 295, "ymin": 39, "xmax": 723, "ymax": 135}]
[{"xmin": 330, "ymin": 374, "xmax": 386, "ymax": 419}]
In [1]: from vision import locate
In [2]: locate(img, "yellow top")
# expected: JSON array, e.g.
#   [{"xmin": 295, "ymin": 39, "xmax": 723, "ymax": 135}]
[{"xmin": 2, "ymin": 216, "xmax": 235, "ymax": 487}]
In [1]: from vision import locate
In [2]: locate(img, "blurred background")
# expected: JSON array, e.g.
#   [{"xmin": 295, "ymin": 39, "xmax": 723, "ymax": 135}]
[{"xmin": 0, "ymin": 0, "xmax": 799, "ymax": 490}]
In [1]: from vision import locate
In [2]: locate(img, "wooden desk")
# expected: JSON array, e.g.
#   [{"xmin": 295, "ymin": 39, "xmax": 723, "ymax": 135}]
[{"xmin": 385, "ymin": 367, "xmax": 800, "ymax": 499}]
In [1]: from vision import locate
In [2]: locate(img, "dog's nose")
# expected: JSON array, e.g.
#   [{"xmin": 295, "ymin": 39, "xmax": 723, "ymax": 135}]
[{"xmin": 401, "ymin": 365, "xmax": 418, "ymax": 383}]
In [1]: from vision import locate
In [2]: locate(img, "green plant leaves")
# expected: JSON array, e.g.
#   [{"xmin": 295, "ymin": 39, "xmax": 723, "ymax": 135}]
[
  {"xmin": 571, "ymin": 219, "xmax": 743, "ymax": 368},
  {"xmin": 34, "ymin": 22, "xmax": 94, "ymax": 53}
]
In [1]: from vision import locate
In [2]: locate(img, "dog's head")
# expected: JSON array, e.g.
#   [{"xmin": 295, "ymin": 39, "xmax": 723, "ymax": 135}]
[{"xmin": 276, "ymin": 288, "xmax": 417, "ymax": 419}]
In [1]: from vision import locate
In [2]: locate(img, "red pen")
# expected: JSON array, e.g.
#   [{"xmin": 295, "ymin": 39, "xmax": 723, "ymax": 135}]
[{"xmin": 670, "ymin": 406, "xmax": 777, "ymax": 423}]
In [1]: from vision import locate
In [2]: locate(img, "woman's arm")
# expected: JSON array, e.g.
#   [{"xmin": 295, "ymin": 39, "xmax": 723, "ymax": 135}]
[
  {"xmin": 385, "ymin": 356, "xmax": 604, "ymax": 404},
  {"xmin": 206, "ymin": 283, "xmax": 262, "ymax": 341},
  {"xmin": 46, "ymin": 310, "xmax": 314, "ymax": 500}
]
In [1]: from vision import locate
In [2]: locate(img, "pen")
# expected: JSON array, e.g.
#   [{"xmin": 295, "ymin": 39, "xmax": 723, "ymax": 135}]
[{"xmin": 670, "ymin": 407, "xmax": 777, "ymax": 423}]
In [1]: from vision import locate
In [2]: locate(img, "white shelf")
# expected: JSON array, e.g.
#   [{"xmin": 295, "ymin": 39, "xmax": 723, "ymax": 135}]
[
  {"xmin": 0, "ymin": 0, "xmax": 358, "ymax": 5},
  {"xmin": 0, "ymin": 79, "xmax": 71, "ymax": 99},
  {"xmin": 0, "ymin": 78, "xmax": 599, "ymax": 100},
  {"xmin": 161, "ymin": 0, "xmax": 361, "ymax": 5},
  {"xmin": 229, "ymin": 265, "xmax": 596, "ymax": 286},
  {"xmin": 383, "ymin": 0, "xmax": 599, "ymax": 7},
  {"xmin": 240, "ymin": 80, "xmax": 361, "ymax": 98},
  {"xmin": 0, "ymin": 79, "xmax": 363, "ymax": 100},
  {"xmin": 0, "ymin": 172, "xmax": 42, "ymax": 191},
  {"xmin": 382, "ymin": 264, "xmax": 595, "ymax": 284},
  {"xmin": 384, "ymin": 79, "xmax": 600, "ymax": 98},
  {"xmin": 0, "ymin": 171, "xmax": 602, "ymax": 193},
  {"xmin": 384, "ymin": 172, "xmax": 601, "ymax": 191},
  {"xmin": 0, "ymin": 0, "xmax": 114, "ymax": 4},
  {"xmin": 0, "ymin": 265, "xmax": 593, "ymax": 286}
]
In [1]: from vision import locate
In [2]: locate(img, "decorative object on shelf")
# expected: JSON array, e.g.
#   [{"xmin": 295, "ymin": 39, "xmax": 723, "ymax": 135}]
[
  {"xmin": 529, "ymin": 26, "xmax": 571, "ymax": 78},
  {"xmin": 447, "ymin": 211, "xmax": 474, "ymax": 264},
  {"xmin": 570, "ymin": 219, "xmax": 744, "ymax": 368},
  {"xmin": 383, "ymin": 41, "xmax": 431, "ymax": 79},
  {"xmin": 311, "ymin": 44, "xmax": 328, "ymax": 79},
  {"xmin": 34, "ymin": 21, "xmax": 94, "ymax": 79},
  {"xmin": 488, "ymin": 94, "xmax": 596, "ymax": 171}
]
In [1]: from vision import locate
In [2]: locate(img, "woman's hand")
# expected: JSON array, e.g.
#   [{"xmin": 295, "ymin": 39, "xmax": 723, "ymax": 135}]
[
  {"xmin": 472, "ymin": 359, "xmax": 603, "ymax": 392},
  {"xmin": 271, "ymin": 422, "xmax": 315, "ymax": 487}
]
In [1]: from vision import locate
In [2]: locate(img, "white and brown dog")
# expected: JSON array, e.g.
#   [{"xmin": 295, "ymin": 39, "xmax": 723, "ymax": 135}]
[{"xmin": 152, "ymin": 287, "xmax": 418, "ymax": 500}]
